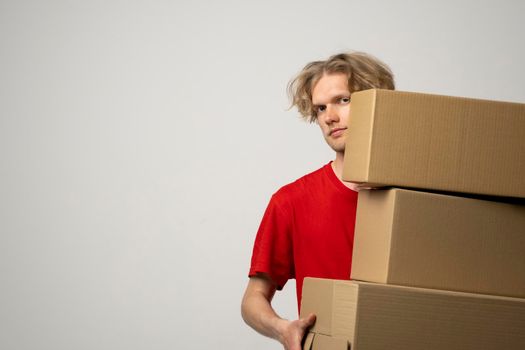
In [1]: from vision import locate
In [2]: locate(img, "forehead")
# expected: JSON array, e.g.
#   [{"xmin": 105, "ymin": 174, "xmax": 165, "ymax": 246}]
[{"xmin": 312, "ymin": 73, "xmax": 349, "ymax": 104}]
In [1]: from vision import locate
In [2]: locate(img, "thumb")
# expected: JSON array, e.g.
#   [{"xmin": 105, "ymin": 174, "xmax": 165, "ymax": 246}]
[{"xmin": 301, "ymin": 313, "xmax": 316, "ymax": 328}]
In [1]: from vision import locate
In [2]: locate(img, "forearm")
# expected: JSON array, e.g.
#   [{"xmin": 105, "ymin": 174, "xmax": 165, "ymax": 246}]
[
  {"xmin": 242, "ymin": 276, "xmax": 315, "ymax": 350},
  {"xmin": 241, "ymin": 287, "xmax": 287, "ymax": 342}
]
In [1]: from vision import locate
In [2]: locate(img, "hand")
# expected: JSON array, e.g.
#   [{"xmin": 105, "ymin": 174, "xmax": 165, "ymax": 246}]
[
  {"xmin": 352, "ymin": 182, "xmax": 384, "ymax": 191},
  {"xmin": 354, "ymin": 183, "xmax": 380, "ymax": 191},
  {"xmin": 342, "ymin": 181, "xmax": 382, "ymax": 192},
  {"xmin": 278, "ymin": 313, "xmax": 316, "ymax": 350}
]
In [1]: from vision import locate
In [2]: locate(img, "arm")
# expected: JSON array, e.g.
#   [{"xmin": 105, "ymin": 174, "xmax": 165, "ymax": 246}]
[{"xmin": 241, "ymin": 274, "xmax": 316, "ymax": 350}]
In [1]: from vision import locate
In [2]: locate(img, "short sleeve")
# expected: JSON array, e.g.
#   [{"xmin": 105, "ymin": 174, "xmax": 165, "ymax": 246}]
[{"xmin": 248, "ymin": 192, "xmax": 295, "ymax": 289}]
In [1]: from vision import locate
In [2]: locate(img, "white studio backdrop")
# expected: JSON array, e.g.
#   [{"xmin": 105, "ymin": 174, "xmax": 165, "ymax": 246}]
[{"xmin": 1, "ymin": 0, "xmax": 524, "ymax": 349}]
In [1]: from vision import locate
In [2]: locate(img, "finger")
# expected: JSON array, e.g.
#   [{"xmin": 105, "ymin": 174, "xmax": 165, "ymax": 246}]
[
  {"xmin": 305, "ymin": 313, "xmax": 316, "ymax": 325},
  {"xmin": 300, "ymin": 313, "xmax": 316, "ymax": 328}
]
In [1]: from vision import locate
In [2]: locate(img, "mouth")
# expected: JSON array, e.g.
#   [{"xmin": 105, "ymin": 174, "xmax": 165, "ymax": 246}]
[{"xmin": 329, "ymin": 127, "xmax": 347, "ymax": 137}]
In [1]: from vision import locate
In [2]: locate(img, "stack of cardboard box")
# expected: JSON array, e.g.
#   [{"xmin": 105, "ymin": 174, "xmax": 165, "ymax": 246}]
[{"xmin": 301, "ymin": 90, "xmax": 525, "ymax": 350}]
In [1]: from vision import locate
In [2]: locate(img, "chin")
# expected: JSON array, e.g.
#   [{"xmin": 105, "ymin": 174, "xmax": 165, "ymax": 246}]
[
  {"xmin": 329, "ymin": 146, "xmax": 345, "ymax": 153},
  {"xmin": 328, "ymin": 141, "xmax": 345, "ymax": 152}
]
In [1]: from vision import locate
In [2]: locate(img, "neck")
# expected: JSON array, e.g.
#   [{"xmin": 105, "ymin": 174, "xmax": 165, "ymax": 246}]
[
  {"xmin": 332, "ymin": 152, "xmax": 360, "ymax": 191},
  {"xmin": 331, "ymin": 152, "xmax": 345, "ymax": 179}
]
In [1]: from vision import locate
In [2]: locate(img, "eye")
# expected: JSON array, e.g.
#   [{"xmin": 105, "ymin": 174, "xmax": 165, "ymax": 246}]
[
  {"xmin": 340, "ymin": 97, "xmax": 351, "ymax": 104},
  {"xmin": 317, "ymin": 105, "xmax": 327, "ymax": 113}
]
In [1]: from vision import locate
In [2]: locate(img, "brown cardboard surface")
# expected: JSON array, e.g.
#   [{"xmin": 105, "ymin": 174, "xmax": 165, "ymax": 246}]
[
  {"xmin": 301, "ymin": 278, "xmax": 358, "ymax": 342},
  {"xmin": 351, "ymin": 188, "xmax": 525, "ymax": 298},
  {"xmin": 300, "ymin": 278, "xmax": 525, "ymax": 350},
  {"xmin": 303, "ymin": 332, "xmax": 348, "ymax": 350},
  {"xmin": 342, "ymin": 89, "xmax": 525, "ymax": 198}
]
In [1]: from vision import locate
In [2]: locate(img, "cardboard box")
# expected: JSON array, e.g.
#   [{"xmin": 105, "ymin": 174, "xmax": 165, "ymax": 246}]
[
  {"xmin": 301, "ymin": 278, "xmax": 525, "ymax": 350},
  {"xmin": 352, "ymin": 188, "xmax": 525, "ymax": 298},
  {"xmin": 342, "ymin": 89, "xmax": 525, "ymax": 198},
  {"xmin": 303, "ymin": 332, "xmax": 347, "ymax": 350}
]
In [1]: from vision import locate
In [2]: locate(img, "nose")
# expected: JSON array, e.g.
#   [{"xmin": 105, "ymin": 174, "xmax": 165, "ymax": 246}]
[{"xmin": 324, "ymin": 104, "xmax": 340, "ymax": 124}]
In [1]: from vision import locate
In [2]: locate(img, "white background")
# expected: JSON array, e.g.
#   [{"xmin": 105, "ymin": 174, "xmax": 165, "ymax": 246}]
[{"xmin": 1, "ymin": 1, "xmax": 524, "ymax": 349}]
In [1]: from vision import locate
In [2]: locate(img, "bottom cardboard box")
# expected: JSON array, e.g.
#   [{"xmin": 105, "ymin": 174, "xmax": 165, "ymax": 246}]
[
  {"xmin": 301, "ymin": 278, "xmax": 525, "ymax": 350},
  {"xmin": 303, "ymin": 332, "xmax": 347, "ymax": 350}
]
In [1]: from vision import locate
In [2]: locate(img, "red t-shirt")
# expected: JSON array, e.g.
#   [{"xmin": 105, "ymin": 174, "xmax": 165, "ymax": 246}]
[{"xmin": 249, "ymin": 162, "xmax": 358, "ymax": 312}]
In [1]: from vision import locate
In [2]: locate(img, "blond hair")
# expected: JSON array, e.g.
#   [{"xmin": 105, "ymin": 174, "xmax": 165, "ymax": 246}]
[{"xmin": 288, "ymin": 51, "xmax": 395, "ymax": 122}]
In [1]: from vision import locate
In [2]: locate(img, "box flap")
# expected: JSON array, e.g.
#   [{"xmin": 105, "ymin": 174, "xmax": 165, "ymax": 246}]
[
  {"xmin": 303, "ymin": 332, "xmax": 315, "ymax": 350},
  {"xmin": 300, "ymin": 278, "xmax": 335, "ymax": 336},
  {"xmin": 301, "ymin": 278, "xmax": 359, "ymax": 343},
  {"xmin": 303, "ymin": 334, "xmax": 348, "ymax": 350}
]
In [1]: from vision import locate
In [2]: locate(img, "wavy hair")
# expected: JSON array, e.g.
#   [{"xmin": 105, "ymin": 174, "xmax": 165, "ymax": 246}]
[{"xmin": 288, "ymin": 51, "xmax": 395, "ymax": 122}]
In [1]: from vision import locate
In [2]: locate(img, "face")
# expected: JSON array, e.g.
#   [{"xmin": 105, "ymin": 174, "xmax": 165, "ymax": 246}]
[{"xmin": 311, "ymin": 73, "xmax": 351, "ymax": 155}]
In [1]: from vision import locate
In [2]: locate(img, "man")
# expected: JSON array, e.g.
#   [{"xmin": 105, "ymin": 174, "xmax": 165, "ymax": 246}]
[{"xmin": 241, "ymin": 52, "xmax": 395, "ymax": 350}]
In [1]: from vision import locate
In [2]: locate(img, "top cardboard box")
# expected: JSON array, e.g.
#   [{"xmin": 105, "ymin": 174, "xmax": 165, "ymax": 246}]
[{"xmin": 343, "ymin": 89, "xmax": 525, "ymax": 198}]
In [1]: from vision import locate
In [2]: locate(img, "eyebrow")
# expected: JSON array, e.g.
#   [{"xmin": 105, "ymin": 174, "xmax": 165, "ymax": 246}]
[
  {"xmin": 313, "ymin": 94, "xmax": 351, "ymax": 106},
  {"xmin": 333, "ymin": 93, "xmax": 351, "ymax": 100}
]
